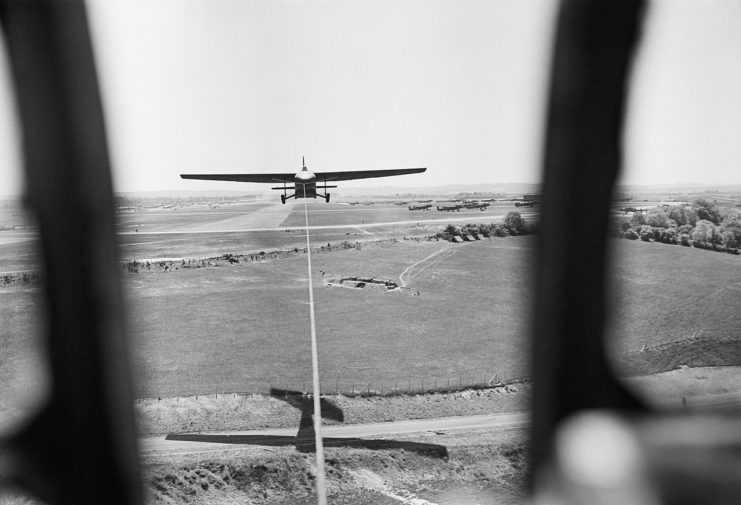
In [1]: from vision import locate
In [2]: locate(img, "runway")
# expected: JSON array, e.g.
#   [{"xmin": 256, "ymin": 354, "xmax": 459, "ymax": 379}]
[{"xmin": 118, "ymin": 212, "xmax": 536, "ymax": 236}]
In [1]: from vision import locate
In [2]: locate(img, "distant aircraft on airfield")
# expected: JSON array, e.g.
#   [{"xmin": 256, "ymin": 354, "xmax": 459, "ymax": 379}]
[
  {"xmin": 181, "ymin": 157, "xmax": 426, "ymax": 204},
  {"xmin": 463, "ymin": 201, "xmax": 490, "ymax": 211},
  {"xmin": 408, "ymin": 203, "xmax": 432, "ymax": 211},
  {"xmin": 437, "ymin": 204, "xmax": 462, "ymax": 212}
]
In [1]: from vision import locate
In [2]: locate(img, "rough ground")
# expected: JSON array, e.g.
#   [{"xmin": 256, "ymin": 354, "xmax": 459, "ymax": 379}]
[{"xmin": 142, "ymin": 427, "xmax": 527, "ymax": 505}]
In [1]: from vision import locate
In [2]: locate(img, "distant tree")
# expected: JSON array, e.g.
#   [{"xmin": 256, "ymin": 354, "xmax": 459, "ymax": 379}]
[
  {"xmin": 659, "ymin": 227, "xmax": 678, "ymax": 244},
  {"xmin": 438, "ymin": 223, "xmax": 460, "ymax": 241},
  {"xmin": 623, "ymin": 228, "xmax": 639, "ymax": 240},
  {"xmin": 691, "ymin": 220, "xmax": 716, "ymax": 245},
  {"xmin": 638, "ymin": 225, "xmax": 654, "ymax": 242},
  {"xmin": 678, "ymin": 233, "xmax": 692, "ymax": 247},
  {"xmin": 645, "ymin": 208, "xmax": 672, "ymax": 228},
  {"xmin": 721, "ymin": 231, "xmax": 738, "ymax": 249},
  {"xmin": 678, "ymin": 224, "xmax": 694, "ymax": 235},
  {"xmin": 616, "ymin": 217, "xmax": 632, "ymax": 233},
  {"xmin": 630, "ymin": 212, "xmax": 646, "ymax": 228},
  {"xmin": 692, "ymin": 198, "xmax": 721, "ymax": 225},
  {"xmin": 668, "ymin": 205, "xmax": 698, "ymax": 227},
  {"xmin": 720, "ymin": 213, "xmax": 741, "ymax": 248},
  {"xmin": 503, "ymin": 211, "xmax": 526, "ymax": 235},
  {"xmin": 461, "ymin": 223, "xmax": 482, "ymax": 236}
]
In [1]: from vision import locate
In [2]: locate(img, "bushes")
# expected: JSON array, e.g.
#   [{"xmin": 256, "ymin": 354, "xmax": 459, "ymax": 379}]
[
  {"xmin": 437, "ymin": 212, "xmax": 536, "ymax": 242},
  {"xmin": 503, "ymin": 211, "xmax": 526, "ymax": 235},
  {"xmin": 638, "ymin": 225, "xmax": 654, "ymax": 242},
  {"xmin": 623, "ymin": 228, "xmax": 639, "ymax": 240},
  {"xmin": 616, "ymin": 206, "xmax": 741, "ymax": 256}
]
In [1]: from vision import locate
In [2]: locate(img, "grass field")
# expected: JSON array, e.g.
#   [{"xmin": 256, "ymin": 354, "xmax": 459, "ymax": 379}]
[
  {"xmin": 125, "ymin": 237, "xmax": 533, "ymax": 397},
  {"xmin": 1, "ymin": 199, "xmax": 740, "ymax": 406},
  {"xmin": 607, "ymin": 239, "xmax": 741, "ymax": 353}
]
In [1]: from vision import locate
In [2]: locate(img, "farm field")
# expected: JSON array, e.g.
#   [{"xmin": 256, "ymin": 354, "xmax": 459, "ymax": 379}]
[
  {"xmin": 1, "ymin": 196, "xmax": 740, "ymax": 411},
  {"xmin": 125, "ymin": 237, "xmax": 533, "ymax": 398},
  {"xmin": 607, "ymin": 239, "xmax": 741, "ymax": 353},
  {"xmin": 122, "ymin": 236, "xmax": 741, "ymax": 399}
]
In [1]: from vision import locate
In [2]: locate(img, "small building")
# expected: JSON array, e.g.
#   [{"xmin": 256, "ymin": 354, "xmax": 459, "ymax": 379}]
[
  {"xmin": 464, "ymin": 234, "xmax": 476, "ymax": 242},
  {"xmin": 452, "ymin": 235, "xmax": 464, "ymax": 243}
]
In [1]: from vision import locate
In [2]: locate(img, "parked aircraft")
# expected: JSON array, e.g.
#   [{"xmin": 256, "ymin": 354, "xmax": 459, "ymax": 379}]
[
  {"xmin": 181, "ymin": 157, "xmax": 426, "ymax": 204},
  {"xmin": 463, "ymin": 202, "xmax": 490, "ymax": 210},
  {"xmin": 437, "ymin": 204, "xmax": 462, "ymax": 212},
  {"xmin": 408, "ymin": 204, "xmax": 432, "ymax": 211},
  {"xmin": 515, "ymin": 201, "xmax": 537, "ymax": 208}
]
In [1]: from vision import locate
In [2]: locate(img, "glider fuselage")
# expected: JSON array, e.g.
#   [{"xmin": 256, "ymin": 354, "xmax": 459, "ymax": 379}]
[{"xmin": 294, "ymin": 166, "xmax": 317, "ymax": 198}]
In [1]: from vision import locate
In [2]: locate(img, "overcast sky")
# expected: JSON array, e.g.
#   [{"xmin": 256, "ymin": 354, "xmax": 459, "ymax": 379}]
[{"xmin": 0, "ymin": 0, "xmax": 740, "ymax": 196}]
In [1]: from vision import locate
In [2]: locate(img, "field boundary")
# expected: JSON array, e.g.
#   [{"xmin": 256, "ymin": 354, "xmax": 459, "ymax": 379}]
[
  {"xmin": 135, "ymin": 370, "xmax": 532, "ymax": 401},
  {"xmin": 120, "ymin": 236, "xmax": 442, "ymax": 273},
  {"xmin": 621, "ymin": 327, "xmax": 741, "ymax": 356}
]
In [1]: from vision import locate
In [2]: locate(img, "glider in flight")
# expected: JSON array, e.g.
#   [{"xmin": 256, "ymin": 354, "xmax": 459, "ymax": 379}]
[{"xmin": 181, "ymin": 158, "xmax": 427, "ymax": 204}]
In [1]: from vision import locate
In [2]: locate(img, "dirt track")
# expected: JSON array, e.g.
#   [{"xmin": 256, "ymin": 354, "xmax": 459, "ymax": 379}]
[{"xmin": 140, "ymin": 412, "xmax": 528, "ymax": 457}]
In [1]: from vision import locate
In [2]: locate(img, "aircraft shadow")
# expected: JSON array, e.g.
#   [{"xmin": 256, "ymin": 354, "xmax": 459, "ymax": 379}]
[
  {"xmin": 165, "ymin": 389, "xmax": 447, "ymax": 459},
  {"xmin": 165, "ymin": 432, "xmax": 449, "ymax": 460}
]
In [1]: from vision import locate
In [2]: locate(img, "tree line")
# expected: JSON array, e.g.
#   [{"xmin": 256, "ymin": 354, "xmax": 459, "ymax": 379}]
[
  {"xmin": 436, "ymin": 211, "xmax": 536, "ymax": 240},
  {"xmin": 614, "ymin": 198, "xmax": 741, "ymax": 254}
]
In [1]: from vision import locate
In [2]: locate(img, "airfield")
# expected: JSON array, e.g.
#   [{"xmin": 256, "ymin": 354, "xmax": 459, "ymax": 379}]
[
  {"xmin": 117, "ymin": 197, "xmax": 538, "ymax": 398},
  {"xmin": 2, "ymin": 193, "xmax": 741, "ymax": 401},
  {"xmin": 2, "ymin": 192, "xmax": 741, "ymax": 503}
]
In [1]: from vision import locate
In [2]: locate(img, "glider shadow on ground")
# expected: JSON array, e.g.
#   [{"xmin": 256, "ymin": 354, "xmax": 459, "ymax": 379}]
[{"xmin": 166, "ymin": 389, "xmax": 448, "ymax": 460}]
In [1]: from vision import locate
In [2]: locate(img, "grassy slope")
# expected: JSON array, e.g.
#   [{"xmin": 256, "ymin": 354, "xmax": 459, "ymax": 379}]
[
  {"xmin": 125, "ymin": 237, "xmax": 532, "ymax": 398},
  {"xmin": 2, "ymin": 233, "xmax": 740, "ymax": 403},
  {"xmin": 607, "ymin": 239, "xmax": 741, "ymax": 353}
]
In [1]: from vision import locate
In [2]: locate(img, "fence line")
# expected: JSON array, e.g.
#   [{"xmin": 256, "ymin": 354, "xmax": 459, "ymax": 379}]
[
  {"xmin": 616, "ymin": 327, "xmax": 741, "ymax": 356},
  {"xmin": 137, "ymin": 370, "xmax": 532, "ymax": 402}
]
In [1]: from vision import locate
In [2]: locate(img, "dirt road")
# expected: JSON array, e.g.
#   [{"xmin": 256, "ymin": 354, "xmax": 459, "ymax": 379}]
[{"xmin": 140, "ymin": 412, "xmax": 528, "ymax": 456}]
